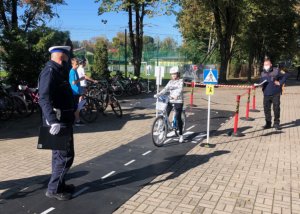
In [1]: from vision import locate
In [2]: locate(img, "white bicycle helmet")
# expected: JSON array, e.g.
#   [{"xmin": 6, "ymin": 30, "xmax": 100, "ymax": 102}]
[{"xmin": 169, "ymin": 66, "xmax": 179, "ymax": 74}]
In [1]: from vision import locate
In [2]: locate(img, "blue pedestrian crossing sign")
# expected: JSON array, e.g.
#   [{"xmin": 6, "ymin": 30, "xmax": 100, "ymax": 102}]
[{"xmin": 203, "ymin": 69, "xmax": 218, "ymax": 85}]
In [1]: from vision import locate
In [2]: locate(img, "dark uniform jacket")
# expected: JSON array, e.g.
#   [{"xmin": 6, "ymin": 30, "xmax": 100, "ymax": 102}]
[
  {"xmin": 260, "ymin": 67, "xmax": 288, "ymax": 96},
  {"xmin": 38, "ymin": 60, "xmax": 75, "ymax": 125}
]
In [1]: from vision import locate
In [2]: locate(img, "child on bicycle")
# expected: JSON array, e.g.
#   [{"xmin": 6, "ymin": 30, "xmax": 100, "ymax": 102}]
[{"xmin": 154, "ymin": 66, "xmax": 184, "ymax": 143}]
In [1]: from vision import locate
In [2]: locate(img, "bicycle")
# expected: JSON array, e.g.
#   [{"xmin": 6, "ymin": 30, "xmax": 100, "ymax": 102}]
[
  {"xmin": 17, "ymin": 82, "xmax": 40, "ymax": 117},
  {"xmin": 79, "ymin": 93, "xmax": 102, "ymax": 123},
  {"xmin": 151, "ymin": 95, "xmax": 186, "ymax": 147},
  {"xmin": 0, "ymin": 81, "xmax": 28, "ymax": 120},
  {"xmin": 88, "ymin": 80, "xmax": 123, "ymax": 118}
]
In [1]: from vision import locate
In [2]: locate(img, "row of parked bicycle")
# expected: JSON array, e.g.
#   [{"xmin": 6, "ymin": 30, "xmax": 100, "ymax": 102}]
[{"xmin": 0, "ymin": 75, "xmax": 156, "ymax": 122}]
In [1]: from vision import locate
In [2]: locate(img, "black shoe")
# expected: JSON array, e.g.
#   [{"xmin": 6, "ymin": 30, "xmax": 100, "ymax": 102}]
[
  {"xmin": 263, "ymin": 123, "xmax": 271, "ymax": 129},
  {"xmin": 273, "ymin": 124, "xmax": 281, "ymax": 130},
  {"xmin": 45, "ymin": 191, "xmax": 72, "ymax": 201},
  {"xmin": 63, "ymin": 184, "xmax": 75, "ymax": 193}
]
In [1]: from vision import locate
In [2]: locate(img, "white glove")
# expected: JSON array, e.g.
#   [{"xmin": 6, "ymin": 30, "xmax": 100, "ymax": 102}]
[
  {"xmin": 154, "ymin": 94, "xmax": 158, "ymax": 98},
  {"xmin": 49, "ymin": 123, "xmax": 61, "ymax": 135}
]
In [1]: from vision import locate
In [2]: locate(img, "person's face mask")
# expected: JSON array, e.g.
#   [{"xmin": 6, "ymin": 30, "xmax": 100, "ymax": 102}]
[{"xmin": 263, "ymin": 65, "xmax": 271, "ymax": 72}]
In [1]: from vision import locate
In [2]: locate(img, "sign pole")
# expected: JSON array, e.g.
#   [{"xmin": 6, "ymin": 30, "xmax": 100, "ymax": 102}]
[
  {"xmin": 206, "ymin": 94, "xmax": 211, "ymax": 146},
  {"xmin": 201, "ymin": 68, "xmax": 218, "ymax": 148}
]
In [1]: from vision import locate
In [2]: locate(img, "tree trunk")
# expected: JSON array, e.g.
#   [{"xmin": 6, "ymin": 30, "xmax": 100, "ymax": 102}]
[
  {"xmin": 247, "ymin": 53, "xmax": 253, "ymax": 82},
  {"xmin": 11, "ymin": 0, "xmax": 18, "ymax": 29},
  {"xmin": 0, "ymin": 0, "xmax": 9, "ymax": 29}
]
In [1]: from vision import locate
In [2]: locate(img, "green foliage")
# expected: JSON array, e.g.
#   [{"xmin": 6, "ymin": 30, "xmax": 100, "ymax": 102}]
[
  {"xmin": 178, "ymin": 0, "xmax": 300, "ymax": 81},
  {"xmin": 93, "ymin": 39, "xmax": 110, "ymax": 79},
  {"xmin": 0, "ymin": 27, "xmax": 69, "ymax": 85}
]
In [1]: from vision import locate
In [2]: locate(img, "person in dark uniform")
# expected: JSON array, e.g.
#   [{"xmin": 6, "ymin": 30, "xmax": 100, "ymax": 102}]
[
  {"xmin": 257, "ymin": 58, "xmax": 288, "ymax": 130},
  {"xmin": 38, "ymin": 46, "xmax": 75, "ymax": 201}
]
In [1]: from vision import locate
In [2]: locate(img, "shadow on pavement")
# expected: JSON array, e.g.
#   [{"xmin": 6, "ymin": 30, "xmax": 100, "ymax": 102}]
[
  {"xmin": 0, "ymin": 171, "xmax": 89, "ymax": 200},
  {"xmin": 0, "ymin": 108, "xmax": 153, "ymax": 141},
  {"xmin": 73, "ymin": 151, "xmax": 230, "ymax": 197}
]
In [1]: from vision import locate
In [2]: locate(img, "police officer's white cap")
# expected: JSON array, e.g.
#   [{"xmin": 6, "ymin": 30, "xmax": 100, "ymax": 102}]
[
  {"xmin": 169, "ymin": 66, "xmax": 179, "ymax": 74},
  {"xmin": 48, "ymin": 46, "xmax": 71, "ymax": 54}
]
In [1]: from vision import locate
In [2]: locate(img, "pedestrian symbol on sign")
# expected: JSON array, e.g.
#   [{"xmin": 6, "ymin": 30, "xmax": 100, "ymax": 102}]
[
  {"xmin": 206, "ymin": 85, "xmax": 214, "ymax": 95},
  {"xmin": 203, "ymin": 69, "xmax": 218, "ymax": 85}
]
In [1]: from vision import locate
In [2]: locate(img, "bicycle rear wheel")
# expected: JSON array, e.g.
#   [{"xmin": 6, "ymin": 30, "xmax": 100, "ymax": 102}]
[
  {"xmin": 0, "ymin": 94, "xmax": 13, "ymax": 121},
  {"xmin": 12, "ymin": 95, "xmax": 28, "ymax": 118},
  {"xmin": 110, "ymin": 96, "xmax": 122, "ymax": 117},
  {"xmin": 175, "ymin": 110, "xmax": 186, "ymax": 136},
  {"xmin": 80, "ymin": 97, "xmax": 98, "ymax": 123},
  {"xmin": 151, "ymin": 116, "xmax": 167, "ymax": 147}
]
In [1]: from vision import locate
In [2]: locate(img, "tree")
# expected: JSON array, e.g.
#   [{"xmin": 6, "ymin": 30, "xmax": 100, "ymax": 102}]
[
  {"xmin": 237, "ymin": 0, "xmax": 299, "ymax": 81},
  {"xmin": 93, "ymin": 38, "xmax": 109, "ymax": 79},
  {"xmin": 178, "ymin": 0, "xmax": 299, "ymax": 82},
  {"xmin": 0, "ymin": 0, "xmax": 65, "ymax": 32},
  {"xmin": 97, "ymin": 0, "xmax": 177, "ymax": 77},
  {"xmin": 0, "ymin": 0, "xmax": 66, "ymax": 84},
  {"xmin": 178, "ymin": 0, "xmax": 247, "ymax": 81},
  {"xmin": 177, "ymin": 0, "xmax": 216, "ymax": 64},
  {"xmin": 0, "ymin": 26, "xmax": 69, "ymax": 85}
]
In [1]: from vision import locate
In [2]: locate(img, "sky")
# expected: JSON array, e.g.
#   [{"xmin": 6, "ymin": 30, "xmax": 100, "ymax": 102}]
[{"xmin": 48, "ymin": 0, "xmax": 182, "ymax": 44}]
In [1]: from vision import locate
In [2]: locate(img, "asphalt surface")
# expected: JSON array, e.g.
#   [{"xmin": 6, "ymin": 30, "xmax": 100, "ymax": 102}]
[{"xmin": 0, "ymin": 96, "xmax": 232, "ymax": 214}]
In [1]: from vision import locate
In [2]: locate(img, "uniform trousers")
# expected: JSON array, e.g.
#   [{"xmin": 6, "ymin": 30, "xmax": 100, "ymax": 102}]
[
  {"xmin": 263, "ymin": 94, "xmax": 280, "ymax": 125},
  {"xmin": 47, "ymin": 127, "xmax": 74, "ymax": 194}
]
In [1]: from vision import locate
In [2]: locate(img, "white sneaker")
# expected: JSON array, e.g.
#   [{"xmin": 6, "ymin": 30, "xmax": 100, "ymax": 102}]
[
  {"xmin": 167, "ymin": 131, "xmax": 176, "ymax": 137},
  {"xmin": 179, "ymin": 135, "xmax": 184, "ymax": 143}
]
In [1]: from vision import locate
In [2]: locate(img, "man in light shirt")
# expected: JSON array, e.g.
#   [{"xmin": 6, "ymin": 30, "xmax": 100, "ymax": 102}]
[{"xmin": 77, "ymin": 58, "xmax": 97, "ymax": 96}]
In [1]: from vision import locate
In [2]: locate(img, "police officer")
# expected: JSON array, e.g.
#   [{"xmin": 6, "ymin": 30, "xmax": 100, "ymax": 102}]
[
  {"xmin": 259, "ymin": 58, "xmax": 288, "ymax": 130},
  {"xmin": 38, "ymin": 46, "xmax": 75, "ymax": 201}
]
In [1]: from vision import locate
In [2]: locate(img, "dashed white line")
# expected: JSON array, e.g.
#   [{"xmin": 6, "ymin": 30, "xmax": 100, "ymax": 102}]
[
  {"xmin": 101, "ymin": 171, "xmax": 116, "ymax": 179},
  {"xmin": 142, "ymin": 150, "xmax": 152, "ymax": 156},
  {"xmin": 124, "ymin": 159, "xmax": 136, "ymax": 166},
  {"xmin": 186, "ymin": 125, "xmax": 195, "ymax": 131},
  {"xmin": 72, "ymin": 187, "xmax": 90, "ymax": 198},
  {"xmin": 40, "ymin": 207, "xmax": 55, "ymax": 214},
  {"xmin": 183, "ymin": 131, "xmax": 194, "ymax": 136},
  {"xmin": 20, "ymin": 187, "xmax": 29, "ymax": 192}
]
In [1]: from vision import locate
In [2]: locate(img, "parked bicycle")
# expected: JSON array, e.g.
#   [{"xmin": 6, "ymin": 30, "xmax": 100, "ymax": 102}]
[
  {"xmin": 0, "ymin": 81, "xmax": 29, "ymax": 120},
  {"xmin": 88, "ymin": 80, "xmax": 123, "ymax": 118},
  {"xmin": 151, "ymin": 95, "xmax": 186, "ymax": 147},
  {"xmin": 17, "ymin": 82, "xmax": 40, "ymax": 117}
]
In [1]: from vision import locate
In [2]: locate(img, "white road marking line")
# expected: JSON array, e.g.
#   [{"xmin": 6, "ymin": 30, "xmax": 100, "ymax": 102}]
[
  {"xmin": 192, "ymin": 141, "xmax": 197, "ymax": 144},
  {"xmin": 20, "ymin": 187, "xmax": 29, "ymax": 192},
  {"xmin": 183, "ymin": 131, "xmax": 194, "ymax": 136},
  {"xmin": 164, "ymin": 139, "xmax": 172, "ymax": 143},
  {"xmin": 101, "ymin": 171, "xmax": 116, "ymax": 179},
  {"xmin": 40, "ymin": 207, "xmax": 55, "ymax": 214},
  {"xmin": 186, "ymin": 125, "xmax": 195, "ymax": 131},
  {"xmin": 124, "ymin": 160, "xmax": 136, "ymax": 166},
  {"xmin": 72, "ymin": 187, "xmax": 90, "ymax": 198},
  {"xmin": 197, "ymin": 134, "xmax": 207, "ymax": 138},
  {"xmin": 142, "ymin": 150, "xmax": 152, "ymax": 156}
]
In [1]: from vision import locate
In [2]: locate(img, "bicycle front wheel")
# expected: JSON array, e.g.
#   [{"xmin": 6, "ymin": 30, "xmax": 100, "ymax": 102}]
[
  {"xmin": 151, "ymin": 116, "xmax": 167, "ymax": 147},
  {"xmin": 111, "ymin": 96, "xmax": 122, "ymax": 117},
  {"xmin": 80, "ymin": 98, "xmax": 98, "ymax": 123},
  {"xmin": 175, "ymin": 110, "xmax": 186, "ymax": 136}
]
